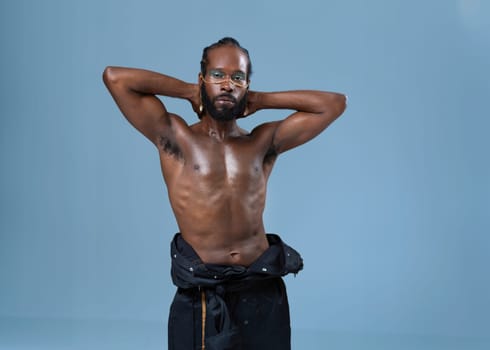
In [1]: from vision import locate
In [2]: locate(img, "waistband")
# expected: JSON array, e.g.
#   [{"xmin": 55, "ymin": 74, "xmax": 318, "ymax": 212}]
[{"xmin": 170, "ymin": 233, "xmax": 303, "ymax": 290}]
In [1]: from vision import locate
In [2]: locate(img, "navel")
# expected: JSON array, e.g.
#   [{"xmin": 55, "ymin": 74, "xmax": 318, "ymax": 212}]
[{"xmin": 229, "ymin": 251, "xmax": 241, "ymax": 260}]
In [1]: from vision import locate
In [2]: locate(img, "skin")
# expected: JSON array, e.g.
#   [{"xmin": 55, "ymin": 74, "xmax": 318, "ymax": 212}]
[{"xmin": 103, "ymin": 45, "xmax": 346, "ymax": 266}]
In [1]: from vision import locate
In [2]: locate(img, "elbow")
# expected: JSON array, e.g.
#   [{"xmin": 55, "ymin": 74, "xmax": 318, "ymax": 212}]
[
  {"xmin": 339, "ymin": 93, "xmax": 348, "ymax": 114},
  {"xmin": 102, "ymin": 66, "xmax": 120, "ymax": 87},
  {"xmin": 326, "ymin": 92, "xmax": 347, "ymax": 117}
]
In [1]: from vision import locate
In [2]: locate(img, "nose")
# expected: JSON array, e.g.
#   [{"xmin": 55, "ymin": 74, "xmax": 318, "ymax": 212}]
[{"xmin": 220, "ymin": 78, "xmax": 233, "ymax": 92}]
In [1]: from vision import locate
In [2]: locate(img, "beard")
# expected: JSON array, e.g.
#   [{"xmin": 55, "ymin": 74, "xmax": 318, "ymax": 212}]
[{"xmin": 201, "ymin": 85, "xmax": 247, "ymax": 122}]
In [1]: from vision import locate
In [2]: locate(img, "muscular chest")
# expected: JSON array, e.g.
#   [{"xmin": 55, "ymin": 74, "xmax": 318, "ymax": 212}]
[
  {"xmin": 159, "ymin": 129, "xmax": 277, "ymax": 194},
  {"xmin": 189, "ymin": 141, "xmax": 263, "ymax": 185}
]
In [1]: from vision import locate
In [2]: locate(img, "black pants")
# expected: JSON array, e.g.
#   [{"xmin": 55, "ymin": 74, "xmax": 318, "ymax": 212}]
[{"xmin": 168, "ymin": 277, "xmax": 291, "ymax": 350}]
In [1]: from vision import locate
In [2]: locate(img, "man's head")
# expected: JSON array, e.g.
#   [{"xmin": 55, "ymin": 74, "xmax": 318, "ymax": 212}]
[
  {"xmin": 199, "ymin": 37, "xmax": 252, "ymax": 121},
  {"xmin": 200, "ymin": 37, "xmax": 252, "ymax": 78}
]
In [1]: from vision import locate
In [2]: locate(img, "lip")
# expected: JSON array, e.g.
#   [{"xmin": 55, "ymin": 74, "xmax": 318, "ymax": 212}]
[
  {"xmin": 215, "ymin": 96, "xmax": 236, "ymax": 107},
  {"xmin": 216, "ymin": 96, "xmax": 235, "ymax": 103}
]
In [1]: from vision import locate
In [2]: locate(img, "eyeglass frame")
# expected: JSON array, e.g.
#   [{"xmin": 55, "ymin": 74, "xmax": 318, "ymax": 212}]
[{"xmin": 200, "ymin": 69, "xmax": 249, "ymax": 88}]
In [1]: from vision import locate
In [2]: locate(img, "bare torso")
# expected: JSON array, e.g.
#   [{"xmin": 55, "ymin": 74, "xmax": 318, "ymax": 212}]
[
  {"xmin": 158, "ymin": 120, "xmax": 277, "ymax": 266},
  {"xmin": 102, "ymin": 53, "xmax": 345, "ymax": 266}
]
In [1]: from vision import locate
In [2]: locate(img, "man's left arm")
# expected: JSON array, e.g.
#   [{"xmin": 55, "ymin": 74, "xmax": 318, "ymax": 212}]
[{"xmin": 246, "ymin": 90, "xmax": 347, "ymax": 153}]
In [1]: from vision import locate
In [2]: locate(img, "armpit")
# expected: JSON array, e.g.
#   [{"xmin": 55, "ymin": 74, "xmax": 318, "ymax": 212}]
[
  {"xmin": 264, "ymin": 145, "xmax": 278, "ymax": 164},
  {"xmin": 158, "ymin": 135, "xmax": 183, "ymax": 159}
]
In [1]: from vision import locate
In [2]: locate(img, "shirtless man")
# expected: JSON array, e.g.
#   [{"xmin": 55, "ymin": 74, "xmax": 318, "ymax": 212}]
[{"xmin": 103, "ymin": 37, "xmax": 346, "ymax": 350}]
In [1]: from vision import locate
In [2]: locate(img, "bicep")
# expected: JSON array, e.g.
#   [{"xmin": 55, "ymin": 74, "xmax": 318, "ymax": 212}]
[
  {"xmin": 121, "ymin": 92, "xmax": 171, "ymax": 143},
  {"xmin": 272, "ymin": 111, "xmax": 333, "ymax": 154},
  {"xmin": 105, "ymin": 77, "xmax": 171, "ymax": 144}
]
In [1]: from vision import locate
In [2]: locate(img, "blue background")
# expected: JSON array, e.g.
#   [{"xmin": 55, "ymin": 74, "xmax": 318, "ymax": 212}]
[{"xmin": 1, "ymin": 0, "xmax": 489, "ymax": 349}]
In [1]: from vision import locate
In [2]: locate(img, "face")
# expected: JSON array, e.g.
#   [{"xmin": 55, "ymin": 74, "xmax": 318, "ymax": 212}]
[{"xmin": 200, "ymin": 46, "xmax": 249, "ymax": 121}]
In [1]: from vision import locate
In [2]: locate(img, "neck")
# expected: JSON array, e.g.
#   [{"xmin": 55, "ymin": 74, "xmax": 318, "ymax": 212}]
[{"xmin": 200, "ymin": 115, "xmax": 240, "ymax": 140}]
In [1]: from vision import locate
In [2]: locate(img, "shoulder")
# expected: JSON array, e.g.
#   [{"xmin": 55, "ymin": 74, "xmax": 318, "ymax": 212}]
[
  {"xmin": 250, "ymin": 121, "xmax": 281, "ymax": 140},
  {"xmin": 247, "ymin": 121, "xmax": 281, "ymax": 161},
  {"xmin": 160, "ymin": 113, "xmax": 201, "ymax": 139},
  {"xmin": 167, "ymin": 113, "xmax": 190, "ymax": 129}
]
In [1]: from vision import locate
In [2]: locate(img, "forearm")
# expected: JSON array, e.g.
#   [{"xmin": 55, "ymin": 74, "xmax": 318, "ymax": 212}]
[
  {"xmin": 249, "ymin": 90, "xmax": 346, "ymax": 115},
  {"xmin": 103, "ymin": 66, "xmax": 195, "ymax": 101}
]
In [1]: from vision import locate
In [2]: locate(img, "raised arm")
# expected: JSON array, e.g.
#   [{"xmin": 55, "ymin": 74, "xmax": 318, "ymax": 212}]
[
  {"xmin": 247, "ymin": 90, "xmax": 347, "ymax": 154},
  {"xmin": 102, "ymin": 66, "xmax": 199, "ymax": 144}
]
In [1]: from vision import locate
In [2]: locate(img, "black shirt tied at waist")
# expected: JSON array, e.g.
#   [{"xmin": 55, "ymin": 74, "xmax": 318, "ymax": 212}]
[
  {"xmin": 170, "ymin": 233, "xmax": 303, "ymax": 291},
  {"xmin": 169, "ymin": 233, "xmax": 303, "ymax": 350}
]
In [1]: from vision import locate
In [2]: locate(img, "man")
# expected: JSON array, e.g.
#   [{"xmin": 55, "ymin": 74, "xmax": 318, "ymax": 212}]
[{"xmin": 103, "ymin": 37, "xmax": 346, "ymax": 350}]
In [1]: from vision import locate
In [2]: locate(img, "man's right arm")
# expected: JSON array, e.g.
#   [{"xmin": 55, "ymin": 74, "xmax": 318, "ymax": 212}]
[{"xmin": 102, "ymin": 66, "xmax": 198, "ymax": 144}]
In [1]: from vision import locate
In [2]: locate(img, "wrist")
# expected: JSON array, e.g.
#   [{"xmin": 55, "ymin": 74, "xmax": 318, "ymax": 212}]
[
  {"xmin": 184, "ymin": 83, "xmax": 199, "ymax": 101},
  {"xmin": 247, "ymin": 90, "xmax": 261, "ymax": 111}
]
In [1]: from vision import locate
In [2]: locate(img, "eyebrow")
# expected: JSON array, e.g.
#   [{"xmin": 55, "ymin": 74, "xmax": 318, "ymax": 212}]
[{"xmin": 210, "ymin": 67, "xmax": 246, "ymax": 75}]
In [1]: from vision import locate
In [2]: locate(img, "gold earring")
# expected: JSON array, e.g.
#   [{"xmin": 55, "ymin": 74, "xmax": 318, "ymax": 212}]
[{"xmin": 198, "ymin": 87, "xmax": 204, "ymax": 115}]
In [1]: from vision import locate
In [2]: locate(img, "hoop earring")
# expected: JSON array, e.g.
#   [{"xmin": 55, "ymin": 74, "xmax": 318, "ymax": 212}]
[{"xmin": 199, "ymin": 90, "xmax": 204, "ymax": 114}]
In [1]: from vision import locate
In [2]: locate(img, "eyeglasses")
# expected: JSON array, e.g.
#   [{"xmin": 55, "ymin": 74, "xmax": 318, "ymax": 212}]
[{"xmin": 201, "ymin": 69, "xmax": 249, "ymax": 88}]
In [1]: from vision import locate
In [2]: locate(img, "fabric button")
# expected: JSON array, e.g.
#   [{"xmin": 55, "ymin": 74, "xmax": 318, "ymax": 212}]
[{"xmin": 261, "ymin": 267, "xmax": 267, "ymax": 272}]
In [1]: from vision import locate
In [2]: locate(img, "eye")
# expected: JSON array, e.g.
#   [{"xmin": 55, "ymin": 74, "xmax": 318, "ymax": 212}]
[
  {"xmin": 231, "ymin": 72, "xmax": 246, "ymax": 81},
  {"xmin": 209, "ymin": 70, "xmax": 225, "ymax": 78}
]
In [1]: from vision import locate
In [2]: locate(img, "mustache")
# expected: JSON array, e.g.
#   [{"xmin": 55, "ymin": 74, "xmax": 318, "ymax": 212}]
[{"xmin": 214, "ymin": 93, "xmax": 237, "ymax": 103}]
